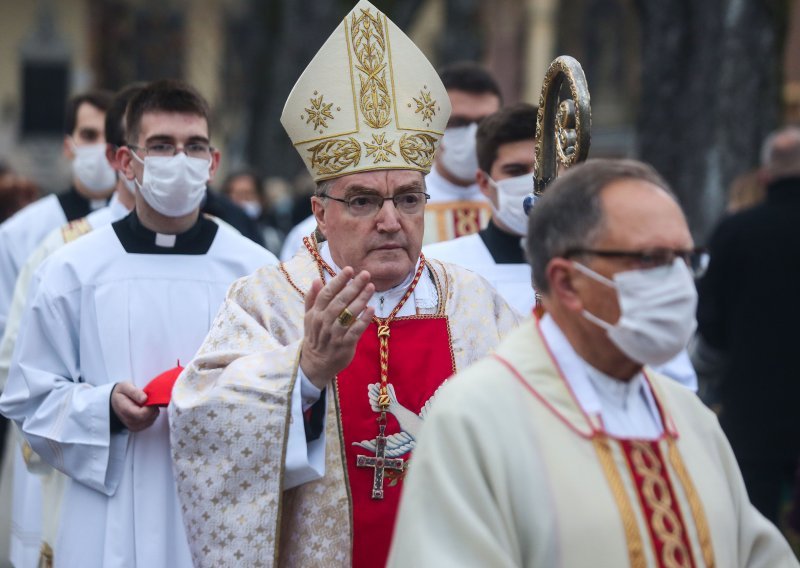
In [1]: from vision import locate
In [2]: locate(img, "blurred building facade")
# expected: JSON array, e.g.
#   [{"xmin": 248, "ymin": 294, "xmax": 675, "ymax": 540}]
[{"xmin": 0, "ymin": 0, "xmax": 797, "ymax": 196}]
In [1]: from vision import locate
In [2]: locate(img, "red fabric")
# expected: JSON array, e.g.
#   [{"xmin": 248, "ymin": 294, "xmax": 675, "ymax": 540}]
[
  {"xmin": 142, "ymin": 365, "xmax": 184, "ymax": 407},
  {"xmin": 337, "ymin": 316, "xmax": 455, "ymax": 568},
  {"xmin": 620, "ymin": 439, "xmax": 696, "ymax": 568}
]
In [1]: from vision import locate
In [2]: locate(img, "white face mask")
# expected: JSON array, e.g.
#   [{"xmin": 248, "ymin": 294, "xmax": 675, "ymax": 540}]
[
  {"xmin": 439, "ymin": 123, "xmax": 479, "ymax": 183},
  {"xmin": 573, "ymin": 259, "xmax": 698, "ymax": 366},
  {"xmin": 240, "ymin": 200, "xmax": 262, "ymax": 220},
  {"xmin": 131, "ymin": 152, "xmax": 210, "ymax": 217},
  {"xmin": 487, "ymin": 173, "xmax": 533, "ymax": 236},
  {"xmin": 71, "ymin": 142, "xmax": 116, "ymax": 194}
]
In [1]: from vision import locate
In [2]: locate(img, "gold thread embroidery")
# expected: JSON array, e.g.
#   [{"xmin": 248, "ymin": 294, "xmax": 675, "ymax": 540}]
[
  {"xmin": 593, "ymin": 436, "xmax": 646, "ymax": 568},
  {"xmin": 60, "ymin": 218, "xmax": 92, "ymax": 243},
  {"xmin": 412, "ymin": 88, "xmax": 437, "ymax": 125},
  {"xmin": 350, "ymin": 7, "xmax": 392, "ymax": 129},
  {"xmin": 364, "ymin": 132, "xmax": 396, "ymax": 163},
  {"xmin": 304, "ymin": 92, "xmax": 335, "ymax": 130},
  {"xmin": 668, "ymin": 439, "xmax": 716, "ymax": 568},
  {"xmin": 308, "ymin": 137, "xmax": 362, "ymax": 175},
  {"xmin": 399, "ymin": 133, "xmax": 437, "ymax": 169},
  {"xmin": 628, "ymin": 441, "xmax": 693, "ymax": 568}
]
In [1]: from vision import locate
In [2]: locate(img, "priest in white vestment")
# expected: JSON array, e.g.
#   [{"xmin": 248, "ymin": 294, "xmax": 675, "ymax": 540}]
[
  {"xmin": 421, "ymin": 61, "xmax": 501, "ymax": 245},
  {"xmin": 0, "ymin": 90, "xmax": 117, "ymax": 339},
  {"xmin": 169, "ymin": 4, "xmax": 518, "ymax": 567},
  {"xmin": 390, "ymin": 159, "xmax": 799, "ymax": 567},
  {"xmin": 0, "ymin": 80, "xmax": 277, "ymax": 568}
]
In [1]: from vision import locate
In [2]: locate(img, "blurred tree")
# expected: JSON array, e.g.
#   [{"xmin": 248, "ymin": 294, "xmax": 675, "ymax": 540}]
[{"xmin": 634, "ymin": 0, "xmax": 790, "ymax": 243}]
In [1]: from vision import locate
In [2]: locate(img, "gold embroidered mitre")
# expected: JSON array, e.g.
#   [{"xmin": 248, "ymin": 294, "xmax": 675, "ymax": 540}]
[{"xmin": 281, "ymin": 0, "xmax": 451, "ymax": 182}]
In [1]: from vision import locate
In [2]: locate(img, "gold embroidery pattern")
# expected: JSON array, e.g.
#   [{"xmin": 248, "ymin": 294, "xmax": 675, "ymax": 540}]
[
  {"xmin": 60, "ymin": 218, "xmax": 92, "ymax": 243},
  {"xmin": 454, "ymin": 207, "xmax": 482, "ymax": 237},
  {"xmin": 308, "ymin": 137, "xmax": 362, "ymax": 175},
  {"xmin": 412, "ymin": 88, "xmax": 437, "ymax": 125},
  {"xmin": 399, "ymin": 133, "xmax": 437, "ymax": 169},
  {"xmin": 593, "ymin": 436, "xmax": 646, "ymax": 568},
  {"xmin": 364, "ymin": 132, "xmax": 396, "ymax": 163},
  {"xmin": 304, "ymin": 92, "xmax": 335, "ymax": 130},
  {"xmin": 628, "ymin": 441, "xmax": 693, "ymax": 568},
  {"xmin": 350, "ymin": 8, "xmax": 392, "ymax": 129},
  {"xmin": 667, "ymin": 439, "xmax": 716, "ymax": 568}
]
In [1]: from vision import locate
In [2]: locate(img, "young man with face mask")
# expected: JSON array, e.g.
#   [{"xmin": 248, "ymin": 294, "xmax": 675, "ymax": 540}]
[
  {"xmin": 0, "ymin": 90, "xmax": 115, "ymax": 340},
  {"xmin": 0, "ymin": 83, "xmax": 141, "ymax": 568},
  {"xmin": 422, "ymin": 61, "xmax": 502, "ymax": 245},
  {"xmin": 0, "ymin": 79, "xmax": 277, "ymax": 568},
  {"xmin": 424, "ymin": 103, "xmax": 537, "ymax": 313},
  {"xmin": 390, "ymin": 159, "xmax": 799, "ymax": 568}
]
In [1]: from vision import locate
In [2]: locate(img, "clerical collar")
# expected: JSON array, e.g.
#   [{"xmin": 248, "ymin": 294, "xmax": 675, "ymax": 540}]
[
  {"xmin": 318, "ymin": 241, "xmax": 437, "ymax": 317},
  {"xmin": 538, "ymin": 314, "xmax": 663, "ymax": 439},
  {"xmin": 425, "ymin": 166, "xmax": 485, "ymax": 203},
  {"xmin": 112, "ymin": 211, "xmax": 218, "ymax": 255},
  {"xmin": 478, "ymin": 220, "xmax": 526, "ymax": 264},
  {"xmin": 57, "ymin": 186, "xmax": 109, "ymax": 221}
]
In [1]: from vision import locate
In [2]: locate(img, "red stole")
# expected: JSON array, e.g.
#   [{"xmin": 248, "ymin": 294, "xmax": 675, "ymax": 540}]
[{"xmin": 336, "ymin": 316, "xmax": 455, "ymax": 568}]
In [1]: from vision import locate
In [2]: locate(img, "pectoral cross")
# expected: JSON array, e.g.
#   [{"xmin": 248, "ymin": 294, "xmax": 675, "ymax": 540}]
[{"xmin": 356, "ymin": 422, "xmax": 404, "ymax": 499}]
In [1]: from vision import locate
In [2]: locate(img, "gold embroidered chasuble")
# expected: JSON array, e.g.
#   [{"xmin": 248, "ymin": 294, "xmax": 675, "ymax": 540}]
[
  {"xmin": 169, "ymin": 246, "xmax": 519, "ymax": 567},
  {"xmin": 388, "ymin": 319, "xmax": 799, "ymax": 568}
]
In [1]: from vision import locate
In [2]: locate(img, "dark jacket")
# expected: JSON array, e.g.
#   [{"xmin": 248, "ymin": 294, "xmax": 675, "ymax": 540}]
[{"xmin": 697, "ymin": 176, "xmax": 800, "ymax": 460}]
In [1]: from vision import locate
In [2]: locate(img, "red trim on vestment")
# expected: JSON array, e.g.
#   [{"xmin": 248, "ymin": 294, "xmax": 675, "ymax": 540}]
[
  {"xmin": 336, "ymin": 316, "xmax": 454, "ymax": 568},
  {"xmin": 619, "ymin": 439, "xmax": 695, "ymax": 568}
]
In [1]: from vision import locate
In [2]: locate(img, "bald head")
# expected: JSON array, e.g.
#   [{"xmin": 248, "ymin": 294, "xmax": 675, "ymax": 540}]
[{"xmin": 761, "ymin": 127, "xmax": 800, "ymax": 181}]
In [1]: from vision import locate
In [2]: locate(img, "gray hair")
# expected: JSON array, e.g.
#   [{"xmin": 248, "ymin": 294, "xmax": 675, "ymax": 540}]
[
  {"xmin": 760, "ymin": 126, "xmax": 800, "ymax": 180},
  {"xmin": 527, "ymin": 158, "xmax": 676, "ymax": 294},
  {"xmin": 315, "ymin": 179, "xmax": 335, "ymax": 197}
]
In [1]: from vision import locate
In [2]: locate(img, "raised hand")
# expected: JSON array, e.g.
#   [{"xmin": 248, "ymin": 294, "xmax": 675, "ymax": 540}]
[{"xmin": 300, "ymin": 267, "xmax": 375, "ymax": 389}]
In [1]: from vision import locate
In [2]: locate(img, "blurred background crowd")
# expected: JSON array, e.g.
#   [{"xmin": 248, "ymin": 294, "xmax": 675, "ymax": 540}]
[{"xmin": 1, "ymin": 0, "xmax": 799, "ymax": 248}]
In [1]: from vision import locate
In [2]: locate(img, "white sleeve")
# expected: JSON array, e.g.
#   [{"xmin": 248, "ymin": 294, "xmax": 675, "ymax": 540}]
[
  {"xmin": 282, "ymin": 366, "xmax": 327, "ymax": 490},
  {"xmin": 0, "ymin": 270, "xmax": 129, "ymax": 496},
  {"xmin": 651, "ymin": 349, "xmax": 698, "ymax": 392}
]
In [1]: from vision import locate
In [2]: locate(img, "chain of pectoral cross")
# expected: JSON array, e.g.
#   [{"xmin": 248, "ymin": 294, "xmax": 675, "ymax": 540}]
[{"xmin": 303, "ymin": 236, "xmax": 426, "ymax": 499}]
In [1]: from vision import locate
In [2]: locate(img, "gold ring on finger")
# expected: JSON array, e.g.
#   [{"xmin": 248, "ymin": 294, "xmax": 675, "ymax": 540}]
[{"xmin": 337, "ymin": 308, "xmax": 356, "ymax": 327}]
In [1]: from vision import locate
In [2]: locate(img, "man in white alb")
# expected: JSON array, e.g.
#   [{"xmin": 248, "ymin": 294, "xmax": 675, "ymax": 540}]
[
  {"xmin": 0, "ymin": 79, "xmax": 277, "ymax": 568},
  {"xmin": 390, "ymin": 159, "xmax": 798, "ymax": 567}
]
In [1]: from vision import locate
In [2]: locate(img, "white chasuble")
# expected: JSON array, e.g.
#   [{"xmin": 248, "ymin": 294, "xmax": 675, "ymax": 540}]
[
  {"xmin": 388, "ymin": 318, "xmax": 798, "ymax": 568},
  {"xmin": 169, "ymin": 243, "xmax": 519, "ymax": 567},
  {"xmin": 0, "ymin": 215, "xmax": 275, "ymax": 568}
]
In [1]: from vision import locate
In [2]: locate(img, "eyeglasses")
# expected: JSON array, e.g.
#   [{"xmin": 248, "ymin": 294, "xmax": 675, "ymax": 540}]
[
  {"xmin": 129, "ymin": 142, "xmax": 214, "ymax": 160},
  {"xmin": 563, "ymin": 247, "xmax": 710, "ymax": 278},
  {"xmin": 320, "ymin": 191, "xmax": 430, "ymax": 217}
]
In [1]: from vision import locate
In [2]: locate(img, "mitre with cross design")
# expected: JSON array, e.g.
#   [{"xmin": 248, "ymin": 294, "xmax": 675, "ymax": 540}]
[{"xmin": 281, "ymin": 0, "xmax": 452, "ymax": 182}]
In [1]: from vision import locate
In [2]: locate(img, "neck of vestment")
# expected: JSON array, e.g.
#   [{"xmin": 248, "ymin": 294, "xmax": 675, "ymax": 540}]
[
  {"xmin": 57, "ymin": 186, "xmax": 109, "ymax": 221},
  {"xmin": 112, "ymin": 210, "xmax": 218, "ymax": 254},
  {"xmin": 491, "ymin": 318, "xmax": 716, "ymax": 567},
  {"xmin": 766, "ymin": 176, "xmax": 800, "ymax": 202},
  {"xmin": 300, "ymin": 239, "xmax": 456, "ymax": 568},
  {"xmin": 478, "ymin": 219, "xmax": 526, "ymax": 264}
]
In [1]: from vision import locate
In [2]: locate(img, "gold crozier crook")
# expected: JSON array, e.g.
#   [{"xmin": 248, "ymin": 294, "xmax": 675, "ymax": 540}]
[{"xmin": 532, "ymin": 56, "xmax": 592, "ymax": 198}]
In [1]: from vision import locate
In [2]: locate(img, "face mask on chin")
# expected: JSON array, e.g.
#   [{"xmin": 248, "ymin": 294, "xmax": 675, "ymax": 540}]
[
  {"xmin": 487, "ymin": 173, "xmax": 533, "ymax": 236},
  {"xmin": 439, "ymin": 123, "xmax": 479, "ymax": 183},
  {"xmin": 240, "ymin": 200, "xmax": 262, "ymax": 220},
  {"xmin": 131, "ymin": 152, "xmax": 210, "ymax": 218},
  {"xmin": 71, "ymin": 141, "xmax": 117, "ymax": 194},
  {"xmin": 573, "ymin": 259, "xmax": 698, "ymax": 366}
]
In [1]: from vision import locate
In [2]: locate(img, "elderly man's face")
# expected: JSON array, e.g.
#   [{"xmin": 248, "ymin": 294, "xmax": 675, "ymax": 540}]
[
  {"xmin": 313, "ymin": 170, "xmax": 426, "ymax": 292},
  {"xmin": 571, "ymin": 179, "xmax": 693, "ymax": 330}
]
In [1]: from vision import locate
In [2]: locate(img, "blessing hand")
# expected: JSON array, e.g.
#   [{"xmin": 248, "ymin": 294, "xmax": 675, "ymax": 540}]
[{"xmin": 300, "ymin": 267, "xmax": 375, "ymax": 390}]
